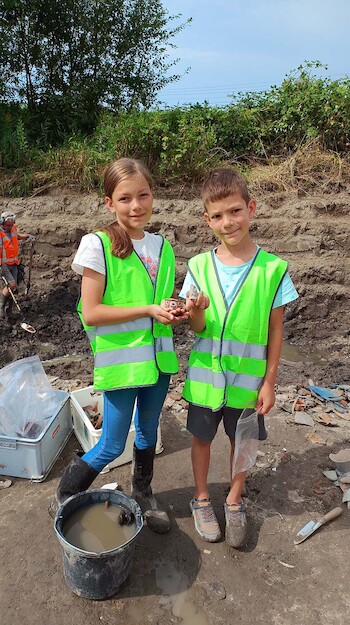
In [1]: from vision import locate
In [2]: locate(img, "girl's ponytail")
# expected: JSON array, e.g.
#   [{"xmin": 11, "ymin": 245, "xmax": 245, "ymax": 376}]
[{"xmin": 101, "ymin": 222, "xmax": 133, "ymax": 259}]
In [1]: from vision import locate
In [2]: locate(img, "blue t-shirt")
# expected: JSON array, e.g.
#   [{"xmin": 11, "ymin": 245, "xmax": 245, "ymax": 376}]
[{"xmin": 179, "ymin": 246, "xmax": 298, "ymax": 308}]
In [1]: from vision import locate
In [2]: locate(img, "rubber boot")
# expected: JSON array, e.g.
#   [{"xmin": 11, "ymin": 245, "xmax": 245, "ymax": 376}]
[
  {"xmin": 48, "ymin": 453, "xmax": 99, "ymax": 518},
  {"xmin": 131, "ymin": 444, "xmax": 170, "ymax": 534},
  {"xmin": 0, "ymin": 294, "xmax": 8, "ymax": 320},
  {"xmin": 6, "ymin": 298, "xmax": 19, "ymax": 319},
  {"xmin": 6, "ymin": 297, "xmax": 20, "ymax": 319}
]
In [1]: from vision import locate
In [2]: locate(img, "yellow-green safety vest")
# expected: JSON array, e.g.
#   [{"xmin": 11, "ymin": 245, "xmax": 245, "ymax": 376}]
[
  {"xmin": 182, "ymin": 248, "xmax": 288, "ymax": 410},
  {"xmin": 78, "ymin": 231, "xmax": 178, "ymax": 391}
]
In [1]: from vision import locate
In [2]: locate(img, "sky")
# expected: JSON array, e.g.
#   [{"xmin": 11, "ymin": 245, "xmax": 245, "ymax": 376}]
[{"xmin": 158, "ymin": 0, "xmax": 350, "ymax": 107}]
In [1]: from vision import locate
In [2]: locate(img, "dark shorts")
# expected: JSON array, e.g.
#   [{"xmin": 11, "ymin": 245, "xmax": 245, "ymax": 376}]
[{"xmin": 187, "ymin": 403, "xmax": 267, "ymax": 443}]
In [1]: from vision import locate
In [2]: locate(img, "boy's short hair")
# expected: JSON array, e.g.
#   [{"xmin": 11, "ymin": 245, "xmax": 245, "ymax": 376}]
[{"xmin": 201, "ymin": 168, "xmax": 250, "ymax": 207}]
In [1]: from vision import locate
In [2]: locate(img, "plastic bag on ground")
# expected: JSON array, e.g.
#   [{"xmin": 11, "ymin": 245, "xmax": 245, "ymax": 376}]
[
  {"xmin": 0, "ymin": 355, "xmax": 68, "ymax": 439},
  {"xmin": 231, "ymin": 406, "xmax": 260, "ymax": 478}
]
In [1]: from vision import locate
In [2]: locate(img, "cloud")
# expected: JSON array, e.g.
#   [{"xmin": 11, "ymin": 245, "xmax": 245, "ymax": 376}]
[{"xmin": 160, "ymin": 0, "xmax": 350, "ymax": 105}]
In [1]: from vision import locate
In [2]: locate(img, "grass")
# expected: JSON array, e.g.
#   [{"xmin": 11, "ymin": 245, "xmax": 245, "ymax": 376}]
[{"xmin": 248, "ymin": 143, "xmax": 350, "ymax": 197}]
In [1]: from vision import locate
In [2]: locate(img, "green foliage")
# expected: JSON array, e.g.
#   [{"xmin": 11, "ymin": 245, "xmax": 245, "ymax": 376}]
[
  {"xmin": 0, "ymin": 104, "xmax": 32, "ymax": 166},
  {"xmin": 1, "ymin": 62, "xmax": 350, "ymax": 195},
  {"xmin": 0, "ymin": 0, "xmax": 188, "ymax": 143},
  {"xmin": 230, "ymin": 61, "xmax": 350, "ymax": 155},
  {"xmin": 90, "ymin": 106, "xmax": 219, "ymax": 180}
]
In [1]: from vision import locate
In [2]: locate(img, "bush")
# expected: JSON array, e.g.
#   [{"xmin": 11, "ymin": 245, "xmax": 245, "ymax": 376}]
[{"xmin": 1, "ymin": 62, "xmax": 350, "ymax": 194}]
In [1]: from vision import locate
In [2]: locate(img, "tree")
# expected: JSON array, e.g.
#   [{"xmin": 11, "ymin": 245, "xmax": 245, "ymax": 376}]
[{"xmin": 0, "ymin": 0, "xmax": 187, "ymax": 141}]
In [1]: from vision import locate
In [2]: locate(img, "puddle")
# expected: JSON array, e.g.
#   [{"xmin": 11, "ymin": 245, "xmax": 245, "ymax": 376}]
[
  {"xmin": 156, "ymin": 562, "xmax": 208, "ymax": 624},
  {"xmin": 281, "ymin": 341, "xmax": 328, "ymax": 364},
  {"xmin": 127, "ymin": 561, "xmax": 209, "ymax": 625}
]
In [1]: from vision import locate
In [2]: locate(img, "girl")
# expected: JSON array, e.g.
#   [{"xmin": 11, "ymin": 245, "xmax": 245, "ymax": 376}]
[{"xmin": 52, "ymin": 158, "xmax": 186, "ymax": 533}]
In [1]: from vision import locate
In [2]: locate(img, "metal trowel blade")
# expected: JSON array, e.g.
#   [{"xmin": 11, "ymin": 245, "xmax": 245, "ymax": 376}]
[
  {"xmin": 294, "ymin": 506, "xmax": 342, "ymax": 545},
  {"xmin": 294, "ymin": 520, "xmax": 321, "ymax": 544}
]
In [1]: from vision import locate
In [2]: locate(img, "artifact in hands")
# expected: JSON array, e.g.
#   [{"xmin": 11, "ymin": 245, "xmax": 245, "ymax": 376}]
[
  {"xmin": 162, "ymin": 298, "xmax": 186, "ymax": 315},
  {"xmin": 188, "ymin": 284, "xmax": 199, "ymax": 301}
]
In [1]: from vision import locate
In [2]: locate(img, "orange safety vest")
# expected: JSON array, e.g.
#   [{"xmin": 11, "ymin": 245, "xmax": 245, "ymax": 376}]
[{"xmin": 0, "ymin": 224, "xmax": 19, "ymax": 265}]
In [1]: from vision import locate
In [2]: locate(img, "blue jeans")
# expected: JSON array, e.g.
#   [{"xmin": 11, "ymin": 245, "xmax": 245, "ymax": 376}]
[{"xmin": 82, "ymin": 374, "xmax": 170, "ymax": 473}]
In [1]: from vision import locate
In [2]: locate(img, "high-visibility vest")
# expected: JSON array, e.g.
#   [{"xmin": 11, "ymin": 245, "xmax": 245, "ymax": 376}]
[
  {"xmin": 78, "ymin": 231, "xmax": 179, "ymax": 391},
  {"xmin": 182, "ymin": 248, "xmax": 288, "ymax": 410},
  {"xmin": 0, "ymin": 225, "xmax": 19, "ymax": 265}
]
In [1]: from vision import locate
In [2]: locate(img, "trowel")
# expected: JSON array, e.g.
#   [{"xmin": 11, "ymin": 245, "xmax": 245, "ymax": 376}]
[
  {"xmin": 294, "ymin": 506, "xmax": 342, "ymax": 545},
  {"xmin": 1, "ymin": 275, "xmax": 36, "ymax": 334}
]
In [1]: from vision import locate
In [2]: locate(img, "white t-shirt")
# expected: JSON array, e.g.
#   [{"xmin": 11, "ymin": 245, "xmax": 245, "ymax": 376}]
[{"xmin": 72, "ymin": 231, "xmax": 163, "ymax": 283}]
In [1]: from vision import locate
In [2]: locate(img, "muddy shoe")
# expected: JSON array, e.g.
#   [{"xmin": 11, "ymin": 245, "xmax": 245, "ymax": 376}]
[
  {"xmin": 132, "ymin": 488, "xmax": 170, "ymax": 534},
  {"xmin": 6, "ymin": 300, "xmax": 19, "ymax": 319},
  {"xmin": 190, "ymin": 498, "xmax": 221, "ymax": 543},
  {"xmin": 0, "ymin": 294, "xmax": 8, "ymax": 320},
  {"xmin": 224, "ymin": 501, "xmax": 247, "ymax": 548}
]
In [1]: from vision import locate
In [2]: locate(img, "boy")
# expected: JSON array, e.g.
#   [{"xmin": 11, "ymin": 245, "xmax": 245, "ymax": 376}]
[{"xmin": 180, "ymin": 168, "xmax": 298, "ymax": 547}]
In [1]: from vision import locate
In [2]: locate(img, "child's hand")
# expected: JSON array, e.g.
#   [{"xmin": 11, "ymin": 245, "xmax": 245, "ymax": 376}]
[
  {"xmin": 169, "ymin": 310, "xmax": 190, "ymax": 325},
  {"xmin": 149, "ymin": 304, "xmax": 176, "ymax": 325},
  {"xmin": 160, "ymin": 299, "xmax": 189, "ymax": 325},
  {"xmin": 255, "ymin": 381, "xmax": 275, "ymax": 415},
  {"xmin": 185, "ymin": 290, "xmax": 210, "ymax": 312}
]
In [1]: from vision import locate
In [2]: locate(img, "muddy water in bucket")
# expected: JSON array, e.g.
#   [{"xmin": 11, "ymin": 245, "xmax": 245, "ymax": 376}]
[
  {"xmin": 54, "ymin": 489, "xmax": 143, "ymax": 600},
  {"xmin": 63, "ymin": 502, "xmax": 136, "ymax": 552}
]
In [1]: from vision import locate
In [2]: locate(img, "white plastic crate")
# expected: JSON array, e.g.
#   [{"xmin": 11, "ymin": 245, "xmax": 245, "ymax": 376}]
[
  {"xmin": 0, "ymin": 397, "xmax": 72, "ymax": 482},
  {"xmin": 70, "ymin": 386, "xmax": 163, "ymax": 473}
]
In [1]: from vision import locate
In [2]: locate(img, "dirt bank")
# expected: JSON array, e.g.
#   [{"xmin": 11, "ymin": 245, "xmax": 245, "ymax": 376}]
[
  {"xmin": 0, "ymin": 187, "xmax": 349, "ymax": 384},
  {"xmin": 1, "ymin": 187, "xmax": 350, "ymax": 625}
]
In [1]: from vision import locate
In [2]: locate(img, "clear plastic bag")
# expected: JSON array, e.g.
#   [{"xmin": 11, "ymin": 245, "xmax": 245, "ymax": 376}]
[
  {"xmin": 0, "ymin": 355, "xmax": 68, "ymax": 439},
  {"xmin": 231, "ymin": 406, "xmax": 260, "ymax": 478}
]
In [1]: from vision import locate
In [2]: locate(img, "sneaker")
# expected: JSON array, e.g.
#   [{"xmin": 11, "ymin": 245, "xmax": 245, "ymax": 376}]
[
  {"xmin": 190, "ymin": 498, "xmax": 221, "ymax": 542},
  {"xmin": 224, "ymin": 501, "xmax": 247, "ymax": 548}
]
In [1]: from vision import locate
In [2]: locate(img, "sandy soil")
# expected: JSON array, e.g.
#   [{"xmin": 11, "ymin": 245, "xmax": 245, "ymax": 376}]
[{"xmin": 0, "ymin": 188, "xmax": 350, "ymax": 625}]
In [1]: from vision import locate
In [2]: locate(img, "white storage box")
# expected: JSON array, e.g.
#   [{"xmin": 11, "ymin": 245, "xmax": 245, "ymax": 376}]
[
  {"xmin": 70, "ymin": 386, "xmax": 163, "ymax": 472},
  {"xmin": 0, "ymin": 397, "xmax": 72, "ymax": 482},
  {"xmin": 70, "ymin": 386, "xmax": 135, "ymax": 471}
]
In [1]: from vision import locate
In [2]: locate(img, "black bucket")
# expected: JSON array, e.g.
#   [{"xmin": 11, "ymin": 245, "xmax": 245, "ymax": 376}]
[{"xmin": 54, "ymin": 489, "xmax": 143, "ymax": 600}]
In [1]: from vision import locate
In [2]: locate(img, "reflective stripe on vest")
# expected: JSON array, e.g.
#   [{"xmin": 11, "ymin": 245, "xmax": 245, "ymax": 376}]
[
  {"xmin": 97, "ymin": 318, "xmax": 151, "ymax": 336},
  {"xmin": 192, "ymin": 336, "xmax": 267, "ymax": 360},
  {"xmin": 83, "ymin": 317, "xmax": 152, "ymax": 351},
  {"xmin": 0, "ymin": 225, "xmax": 19, "ymax": 265},
  {"xmin": 186, "ymin": 366, "xmax": 263, "ymax": 391},
  {"xmin": 78, "ymin": 231, "xmax": 178, "ymax": 391},
  {"xmin": 95, "ymin": 344, "xmax": 155, "ymax": 368},
  {"xmin": 182, "ymin": 248, "xmax": 288, "ymax": 410}
]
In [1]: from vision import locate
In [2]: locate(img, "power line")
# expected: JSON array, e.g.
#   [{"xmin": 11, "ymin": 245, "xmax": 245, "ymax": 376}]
[
  {"xmin": 162, "ymin": 81, "xmax": 281, "ymax": 93},
  {"xmin": 160, "ymin": 72, "xmax": 349, "ymax": 96},
  {"xmin": 162, "ymin": 83, "xmax": 273, "ymax": 93}
]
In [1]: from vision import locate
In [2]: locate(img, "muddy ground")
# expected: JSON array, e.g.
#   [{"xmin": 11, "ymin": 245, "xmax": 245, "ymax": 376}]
[{"xmin": 0, "ymin": 188, "xmax": 350, "ymax": 625}]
